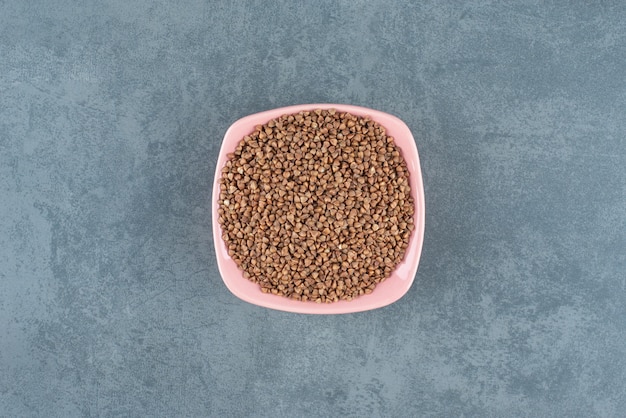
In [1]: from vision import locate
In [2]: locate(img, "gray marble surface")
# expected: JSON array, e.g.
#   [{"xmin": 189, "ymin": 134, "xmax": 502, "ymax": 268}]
[{"xmin": 1, "ymin": 1, "xmax": 625, "ymax": 417}]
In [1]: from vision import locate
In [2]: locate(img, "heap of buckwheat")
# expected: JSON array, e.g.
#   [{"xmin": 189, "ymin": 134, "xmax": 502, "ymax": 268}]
[{"xmin": 218, "ymin": 109, "xmax": 414, "ymax": 303}]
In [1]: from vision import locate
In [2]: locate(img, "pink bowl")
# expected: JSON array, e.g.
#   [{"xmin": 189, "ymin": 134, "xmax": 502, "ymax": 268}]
[{"xmin": 212, "ymin": 104, "xmax": 425, "ymax": 314}]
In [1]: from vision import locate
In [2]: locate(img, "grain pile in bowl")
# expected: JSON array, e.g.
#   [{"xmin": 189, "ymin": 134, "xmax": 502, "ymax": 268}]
[{"xmin": 218, "ymin": 109, "xmax": 414, "ymax": 303}]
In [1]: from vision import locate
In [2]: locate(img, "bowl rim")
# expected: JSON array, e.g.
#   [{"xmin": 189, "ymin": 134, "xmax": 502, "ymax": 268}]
[{"xmin": 212, "ymin": 104, "xmax": 425, "ymax": 314}]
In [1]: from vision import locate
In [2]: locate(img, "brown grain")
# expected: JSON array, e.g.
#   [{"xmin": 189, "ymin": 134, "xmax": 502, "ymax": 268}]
[{"xmin": 218, "ymin": 109, "xmax": 414, "ymax": 303}]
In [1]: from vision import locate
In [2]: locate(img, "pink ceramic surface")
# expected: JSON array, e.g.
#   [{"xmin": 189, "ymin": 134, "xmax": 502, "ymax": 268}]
[{"xmin": 212, "ymin": 104, "xmax": 425, "ymax": 314}]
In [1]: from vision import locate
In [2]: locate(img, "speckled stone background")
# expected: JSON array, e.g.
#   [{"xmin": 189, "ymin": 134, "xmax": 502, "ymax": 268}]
[{"xmin": 1, "ymin": 1, "xmax": 625, "ymax": 417}]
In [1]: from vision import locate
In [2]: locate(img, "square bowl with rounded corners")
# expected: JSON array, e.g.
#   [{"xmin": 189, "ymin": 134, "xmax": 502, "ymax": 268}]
[{"xmin": 212, "ymin": 104, "xmax": 425, "ymax": 314}]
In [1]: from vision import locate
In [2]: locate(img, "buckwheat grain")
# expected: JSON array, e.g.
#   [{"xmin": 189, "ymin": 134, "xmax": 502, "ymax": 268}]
[{"xmin": 218, "ymin": 109, "xmax": 414, "ymax": 303}]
